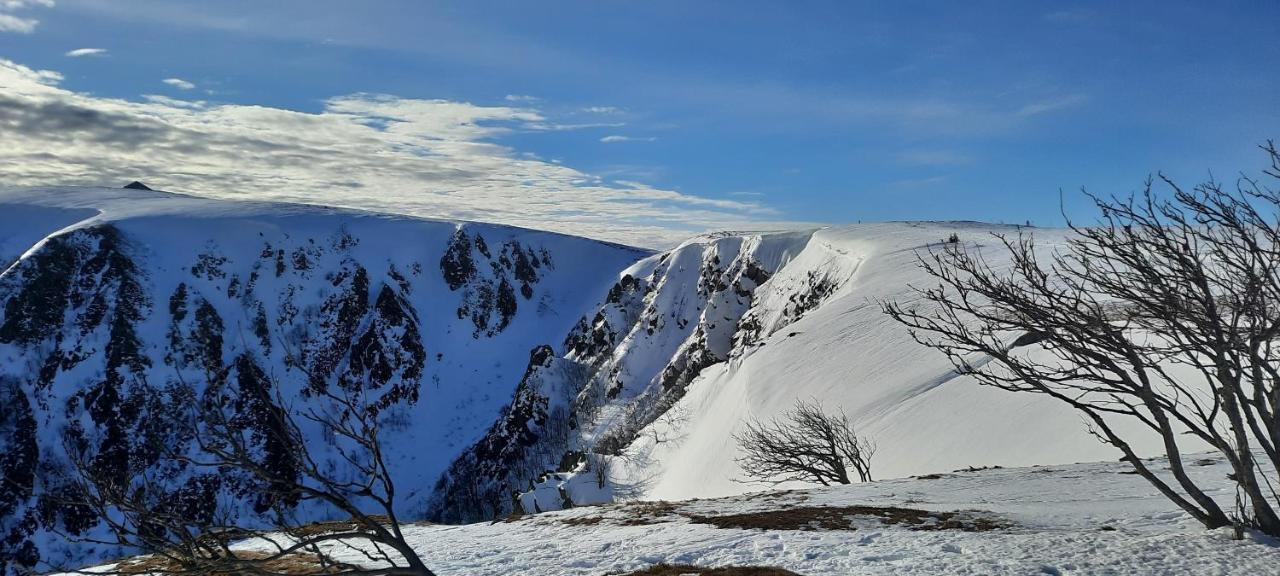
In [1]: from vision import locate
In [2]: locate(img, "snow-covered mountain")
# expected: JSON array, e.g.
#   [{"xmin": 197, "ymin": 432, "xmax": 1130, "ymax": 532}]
[
  {"xmin": 0, "ymin": 186, "xmax": 648, "ymax": 570},
  {"xmin": 0, "ymin": 186, "xmax": 1174, "ymax": 571},
  {"xmin": 607, "ymin": 223, "xmax": 1169, "ymax": 502},
  {"xmin": 429, "ymin": 222, "xmax": 1170, "ymax": 523}
]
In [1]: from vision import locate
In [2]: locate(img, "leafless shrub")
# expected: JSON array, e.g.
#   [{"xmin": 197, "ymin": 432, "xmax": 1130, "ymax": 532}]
[
  {"xmin": 592, "ymin": 454, "xmax": 613, "ymax": 489},
  {"xmin": 883, "ymin": 142, "xmax": 1280, "ymax": 536},
  {"xmin": 47, "ymin": 370, "xmax": 438, "ymax": 576},
  {"xmin": 733, "ymin": 399, "xmax": 874, "ymax": 486}
]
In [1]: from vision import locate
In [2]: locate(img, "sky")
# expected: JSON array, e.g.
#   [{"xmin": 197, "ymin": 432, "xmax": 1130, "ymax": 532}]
[{"xmin": 0, "ymin": 1, "xmax": 1276, "ymax": 247}]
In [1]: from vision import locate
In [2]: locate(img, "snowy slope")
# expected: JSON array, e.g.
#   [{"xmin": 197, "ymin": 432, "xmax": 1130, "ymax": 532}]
[
  {"xmin": 427, "ymin": 230, "xmax": 820, "ymax": 521},
  {"xmin": 214, "ymin": 454, "xmax": 1280, "ymax": 575},
  {"xmin": 436, "ymin": 221, "xmax": 1175, "ymax": 514},
  {"xmin": 617, "ymin": 222, "xmax": 1172, "ymax": 501},
  {"xmin": 0, "ymin": 186, "xmax": 649, "ymax": 570}
]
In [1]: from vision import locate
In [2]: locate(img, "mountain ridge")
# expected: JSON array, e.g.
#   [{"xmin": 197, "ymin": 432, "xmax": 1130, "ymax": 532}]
[
  {"xmin": 0, "ymin": 185, "xmax": 649, "ymax": 571},
  {"xmin": 0, "ymin": 185, "xmax": 1169, "ymax": 572}
]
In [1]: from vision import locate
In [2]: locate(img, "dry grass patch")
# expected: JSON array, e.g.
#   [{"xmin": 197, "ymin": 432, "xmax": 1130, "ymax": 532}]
[
  {"xmin": 561, "ymin": 500, "xmax": 682, "ymax": 527},
  {"xmin": 562, "ymin": 501, "xmax": 1006, "ymax": 533},
  {"xmin": 560, "ymin": 515, "xmax": 605, "ymax": 526},
  {"xmin": 619, "ymin": 500, "xmax": 682, "ymax": 525},
  {"xmin": 117, "ymin": 549, "xmax": 355, "ymax": 575},
  {"xmin": 687, "ymin": 505, "xmax": 1005, "ymax": 532},
  {"xmin": 288, "ymin": 515, "xmax": 395, "ymax": 538}
]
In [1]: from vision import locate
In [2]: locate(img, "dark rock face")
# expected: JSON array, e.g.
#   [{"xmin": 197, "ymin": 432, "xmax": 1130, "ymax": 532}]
[
  {"xmin": 563, "ymin": 273, "xmax": 649, "ymax": 361},
  {"xmin": 442, "ymin": 229, "xmax": 554, "ymax": 338},
  {"xmin": 226, "ymin": 354, "xmax": 299, "ymax": 514},
  {"xmin": 122, "ymin": 181, "xmax": 151, "ymax": 191},
  {"xmin": 307, "ymin": 260, "xmax": 371, "ymax": 391},
  {"xmin": 345, "ymin": 284, "xmax": 426, "ymax": 414},
  {"xmin": 0, "ymin": 226, "xmax": 152, "ymax": 402},
  {"xmin": 732, "ymin": 268, "xmax": 834, "ymax": 353},
  {"xmin": 659, "ymin": 325, "xmax": 718, "ymax": 394},
  {"xmin": 440, "ymin": 230, "xmax": 477, "ymax": 290},
  {"xmin": 0, "ymin": 233, "xmax": 82, "ymax": 346},
  {"xmin": 0, "ymin": 380, "xmax": 39, "ymax": 572}
]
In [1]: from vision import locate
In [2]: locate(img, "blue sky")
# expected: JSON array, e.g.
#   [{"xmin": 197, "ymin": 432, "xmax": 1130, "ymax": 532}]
[{"xmin": 0, "ymin": 1, "xmax": 1277, "ymax": 245}]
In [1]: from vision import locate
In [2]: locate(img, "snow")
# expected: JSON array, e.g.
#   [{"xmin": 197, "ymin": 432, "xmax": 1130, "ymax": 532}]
[
  {"xmin": 0, "ymin": 202, "xmax": 99, "ymax": 272},
  {"xmin": 518, "ymin": 453, "xmax": 617, "ymax": 514},
  {"xmin": 615, "ymin": 222, "xmax": 1176, "ymax": 502},
  {"xmin": 225, "ymin": 455, "xmax": 1279, "ymax": 575},
  {"xmin": 8, "ymin": 187, "xmax": 1267, "ymax": 573},
  {"xmin": 0, "ymin": 185, "xmax": 651, "ymax": 565}
]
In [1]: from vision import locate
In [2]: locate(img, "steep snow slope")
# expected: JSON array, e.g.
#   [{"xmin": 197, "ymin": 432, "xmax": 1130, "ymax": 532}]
[
  {"xmin": 0, "ymin": 186, "xmax": 648, "ymax": 570},
  {"xmin": 452, "ymin": 221, "xmax": 1171, "ymax": 510},
  {"xmin": 618, "ymin": 222, "xmax": 1173, "ymax": 501},
  {"xmin": 215, "ymin": 454, "xmax": 1279, "ymax": 575},
  {"xmin": 427, "ymin": 230, "xmax": 843, "ymax": 521}
]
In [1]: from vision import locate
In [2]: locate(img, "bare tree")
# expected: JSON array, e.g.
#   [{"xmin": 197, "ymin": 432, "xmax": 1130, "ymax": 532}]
[
  {"xmin": 46, "ymin": 366, "xmax": 438, "ymax": 576},
  {"xmin": 883, "ymin": 142, "xmax": 1280, "ymax": 537},
  {"xmin": 734, "ymin": 399, "xmax": 874, "ymax": 486}
]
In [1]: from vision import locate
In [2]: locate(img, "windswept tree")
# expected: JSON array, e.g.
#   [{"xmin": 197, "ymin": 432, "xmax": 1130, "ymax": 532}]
[
  {"xmin": 46, "ymin": 366, "xmax": 438, "ymax": 576},
  {"xmin": 883, "ymin": 143, "xmax": 1280, "ymax": 537},
  {"xmin": 734, "ymin": 398, "xmax": 875, "ymax": 486}
]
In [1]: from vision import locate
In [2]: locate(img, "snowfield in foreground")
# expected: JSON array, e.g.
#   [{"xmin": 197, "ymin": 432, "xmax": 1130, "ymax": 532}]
[{"xmin": 224, "ymin": 455, "xmax": 1278, "ymax": 575}]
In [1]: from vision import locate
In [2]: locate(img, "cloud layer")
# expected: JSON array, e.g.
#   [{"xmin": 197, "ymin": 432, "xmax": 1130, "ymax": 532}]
[{"xmin": 0, "ymin": 59, "xmax": 803, "ymax": 247}]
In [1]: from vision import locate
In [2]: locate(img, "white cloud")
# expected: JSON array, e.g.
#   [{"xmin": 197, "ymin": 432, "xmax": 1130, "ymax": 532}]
[
  {"xmin": 4, "ymin": 60, "xmax": 60, "ymax": 84},
  {"xmin": 524, "ymin": 121, "xmax": 625, "ymax": 131},
  {"xmin": 0, "ymin": 1, "xmax": 55, "ymax": 8},
  {"xmin": 0, "ymin": 0, "xmax": 51, "ymax": 33},
  {"xmin": 601, "ymin": 135, "xmax": 656, "ymax": 143},
  {"xmin": 65, "ymin": 47, "xmax": 108, "ymax": 57},
  {"xmin": 141, "ymin": 94, "xmax": 206, "ymax": 109},
  {"xmin": 504, "ymin": 94, "xmax": 539, "ymax": 103},
  {"xmin": 162, "ymin": 77, "xmax": 196, "ymax": 90},
  {"xmin": 0, "ymin": 12, "xmax": 37, "ymax": 32},
  {"xmin": 583, "ymin": 106, "xmax": 622, "ymax": 114},
  {"xmin": 0, "ymin": 58, "xmax": 807, "ymax": 247}
]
